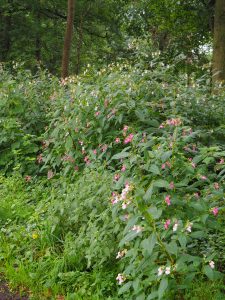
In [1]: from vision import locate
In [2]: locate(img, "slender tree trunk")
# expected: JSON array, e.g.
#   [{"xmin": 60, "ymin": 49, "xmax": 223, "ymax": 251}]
[
  {"xmin": 76, "ymin": 15, "xmax": 83, "ymax": 74},
  {"xmin": 212, "ymin": 0, "xmax": 225, "ymax": 83},
  {"xmin": 61, "ymin": 0, "xmax": 75, "ymax": 78}
]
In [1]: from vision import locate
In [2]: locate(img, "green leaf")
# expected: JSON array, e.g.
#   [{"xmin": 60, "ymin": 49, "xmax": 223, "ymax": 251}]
[
  {"xmin": 119, "ymin": 231, "xmax": 140, "ymax": 247},
  {"xmin": 154, "ymin": 179, "xmax": 170, "ymax": 188},
  {"xmin": 141, "ymin": 233, "xmax": 157, "ymax": 255},
  {"xmin": 149, "ymin": 164, "xmax": 160, "ymax": 175},
  {"xmin": 147, "ymin": 291, "xmax": 158, "ymax": 300},
  {"xmin": 112, "ymin": 152, "xmax": 130, "ymax": 160},
  {"xmin": 166, "ymin": 241, "xmax": 178, "ymax": 256},
  {"xmin": 144, "ymin": 184, "xmax": 154, "ymax": 201},
  {"xmin": 147, "ymin": 206, "xmax": 162, "ymax": 220},
  {"xmin": 158, "ymin": 278, "xmax": 168, "ymax": 299},
  {"xmin": 178, "ymin": 234, "xmax": 187, "ymax": 249},
  {"xmin": 161, "ymin": 151, "xmax": 172, "ymax": 162},
  {"xmin": 203, "ymin": 265, "xmax": 214, "ymax": 280},
  {"xmin": 118, "ymin": 281, "xmax": 132, "ymax": 294}
]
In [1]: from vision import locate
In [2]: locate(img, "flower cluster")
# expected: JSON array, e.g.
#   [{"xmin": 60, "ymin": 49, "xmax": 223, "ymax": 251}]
[
  {"xmin": 159, "ymin": 118, "xmax": 182, "ymax": 128},
  {"xmin": 158, "ymin": 265, "xmax": 175, "ymax": 276},
  {"xmin": 116, "ymin": 273, "xmax": 126, "ymax": 285},
  {"xmin": 111, "ymin": 183, "xmax": 133, "ymax": 208}
]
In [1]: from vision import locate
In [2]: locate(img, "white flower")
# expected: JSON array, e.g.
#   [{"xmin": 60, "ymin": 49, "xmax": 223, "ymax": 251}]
[
  {"xmin": 132, "ymin": 225, "xmax": 143, "ymax": 233},
  {"xmin": 209, "ymin": 261, "xmax": 215, "ymax": 269},
  {"xmin": 186, "ymin": 222, "xmax": 193, "ymax": 233},
  {"xmin": 165, "ymin": 267, "xmax": 171, "ymax": 275},
  {"xmin": 116, "ymin": 273, "xmax": 126, "ymax": 285},
  {"xmin": 173, "ymin": 222, "xmax": 178, "ymax": 232},
  {"xmin": 116, "ymin": 249, "xmax": 127, "ymax": 259},
  {"xmin": 158, "ymin": 267, "xmax": 164, "ymax": 276}
]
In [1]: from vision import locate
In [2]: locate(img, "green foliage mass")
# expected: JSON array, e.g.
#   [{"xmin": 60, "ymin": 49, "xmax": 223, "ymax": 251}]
[{"xmin": 0, "ymin": 61, "xmax": 224, "ymax": 299}]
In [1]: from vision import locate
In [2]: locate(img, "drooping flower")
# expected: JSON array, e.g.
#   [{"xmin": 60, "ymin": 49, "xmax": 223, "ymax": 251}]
[
  {"xmin": 124, "ymin": 133, "xmax": 134, "ymax": 144},
  {"xmin": 25, "ymin": 175, "xmax": 32, "ymax": 182},
  {"xmin": 194, "ymin": 192, "xmax": 200, "ymax": 199},
  {"xmin": 121, "ymin": 165, "xmax": 126, "ymax": 172},
  {"xmin": 211, "ymin": 207, "xmax": 219, "ymax": 216},
  {"xmin": 158, "ymin": 267, "xmax": 164, "ymax": 276},
  {"xmin": 132, "ymin": 225, "xmax": 143, "ymax": 233},
  {"xmin": 219, "ymin": 158, "xmax": 224, "ymax": 164},
  {"xmin": 165, "ymin": 266, "xmax": 171, "ymax": 275},
  {"xmin": 164, "ymin": 219, "xmax": 171, "ymax": 230},
  {"xmin": 115, "ymin": 137, "xmax": 120, "ymax": 144},
  {"xmin": 186, "ymin": 222, "xmax": 193, "ymax": 233},
  {"xmin": 214, "ymin": 182, "xmax": 219, "ymax": 190},
  {"xmin": 93, "ymin": 149, "xmax": 97, "ymax": 155},
  {"xmin": 95, "ymin": 111, "xmax": 100, "ymax": 116},
  {"xmin": 161, "ymin": 163, "xmax": 166, "ymax": 170},
  {"xmin": 165, "ymin": 195, "xmax": 171, "ymax": 206},
  {"xmin": 116, "ymin": 249, "xmax": 127, "ymax": 259},
  {"xmin": 47, "ymin": 170, "xmax": 54, "ymax": 179},
  {"xmin": 173, "ymin": 222, "xmax": 178, "ymax": 232},
  {"xmin": 116, "ymin": 273, "xmax": 126, "ymax": 285},
  {"xmin": 114, "ymin": 174, "xmax": 120, "ymax": 181},
  {"xmin": 209, "ymin": 261, "xmax": 215, "ymax": 269},
  {"xmin": 169, "ymin": 182, "xmax": 175, "ymax": 189}
]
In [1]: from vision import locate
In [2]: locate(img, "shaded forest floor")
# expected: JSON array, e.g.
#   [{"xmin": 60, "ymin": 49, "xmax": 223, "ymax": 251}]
[{"xmin": 0, "ymin": 280, "xmax": 28, "ymax": 300}]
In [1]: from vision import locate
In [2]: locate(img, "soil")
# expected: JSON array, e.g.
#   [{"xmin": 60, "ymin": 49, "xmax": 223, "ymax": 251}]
[{"xmin": 0, "ymin": 282, "xmax": 28, "ymax": 300}]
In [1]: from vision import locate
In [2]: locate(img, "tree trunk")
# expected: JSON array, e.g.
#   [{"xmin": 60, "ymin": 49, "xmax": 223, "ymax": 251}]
[
  {"xmin": 61, "ymin": 0, "xmax": 75, "ymax": 78},
  {"xmin": 212, "ymin": 0, "xmax": 225, "ymax": 83}
]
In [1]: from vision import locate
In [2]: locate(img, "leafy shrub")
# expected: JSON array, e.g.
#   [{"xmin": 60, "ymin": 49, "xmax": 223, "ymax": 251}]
[{"xmin": 0, "ymin": 65, "xmax": 59, "ymax": 174}]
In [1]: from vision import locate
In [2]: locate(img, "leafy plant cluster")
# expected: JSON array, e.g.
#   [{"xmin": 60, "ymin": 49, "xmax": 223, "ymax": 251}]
[{"xmin": 0, "ymin": 62, "xmax": 224, "ymax": 299}]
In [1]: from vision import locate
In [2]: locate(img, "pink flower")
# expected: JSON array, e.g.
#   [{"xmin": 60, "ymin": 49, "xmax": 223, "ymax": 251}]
[
  {"xmin": 25, "ymin": 175, "xmax": 32, "ymax": 182},
  {"xmin": 95, "ymin": 111, "xmax": 100, "ymax": 116},
  {"xmin": 47, "ymin": 170, "xmax": 54, "ymax": 180},
  {"xmin": 124, "ymin": 133, "xmax": 134, "ymax": 144},
  {"xmin": 165, "ymin": 195, "xmax": 171, "ymax": 206},
  {"xmin": 214, "ymin": 182, "xmax": 219, "ymax": 190},
  {"xmin": 114, "ymin": 174, "xmax": 120, "ymax": 181},
  {"xmin": 165, "ymin": 161, "xmax": 171, "ymax": 168},
  {"xmin": 159, "ymin": 124, "xmax": 164, "ymax": 129},
  {"xmin": 115, "ymin": 137, "xmax": 120, "ymax": 144},
  {"xmin": 194, "ymin": 192, "xmax": 200, "ymax": 199},
  {"xmin": 101, "ymin": 144, "xmax": 108, "ymax": 152},
  {"xmin": 219, "ymin": 158, "xmax": 224, "ymax": 164},
  {"xmin": 212, "ymin": 207, "xmax": 219, "ymax": 216},
  {"xmin": 121, "ymin": 165, "xmax": 126, "ymax": 172},
  {"xmin": 161, "ymin": 163, "xmax": 166, "ymax": 170},
  {"xmin": 84, "ymin": 156, "xmax": 90, "ymax": 164},
  {"xmin": 78, "ymin": 140, "xmax": 83, "ymax": 146},
  {"xmin": 164, "ymin": 219, "xmax": 171, "ymax": 230},
  {"xmin": 37, "ymin": 154, "xmax": 43, "ymax": 164},
  {"xmin": 123, "ymin": 125, "xmax": 129, "ymax": 132},
  {"xmin": 93, "ymin": 149, "xmax": 97, "ymax": 155},
  {"xmin": 201, "ymin": 175, "xmax": 207, "ymax": 180},
  {"xmin": 116, "ymin": 274, "xmax": 126, "ymax": 285},
  {"xmin": 191, "ymin": 162, "xmax": 196, "ymax": 168},
  {"xmin": 74, "ymin": 166, "xmax": 79, "ymax": 171},
  {"xmin": 132, "ymin": 225, "xmax": 143, "ymax": 233},
  {"xmin": 169, "ymin": 182, "xmax": 175, "ymax": 189}
]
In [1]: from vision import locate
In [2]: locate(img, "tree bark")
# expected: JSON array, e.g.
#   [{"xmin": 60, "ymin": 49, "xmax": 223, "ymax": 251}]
[
  {"xmin": 61, "ymin": 0, "xmax": 75, "ymax": 78},
  {"xmin": 212, "ymin": 0, "xmax": 225, "ymax": 83}
]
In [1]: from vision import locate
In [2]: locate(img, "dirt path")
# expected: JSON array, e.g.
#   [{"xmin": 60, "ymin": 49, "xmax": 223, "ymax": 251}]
[{"xmin": 0, "ymin": 282, "xmax": 28, "ymax": 300}]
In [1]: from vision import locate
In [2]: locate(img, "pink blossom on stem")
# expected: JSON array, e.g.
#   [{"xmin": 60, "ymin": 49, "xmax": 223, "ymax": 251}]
[
  {"xmin": 93, "ymin": 149, "xmax": 97, "ymax": 155},
  {"xmin": 219, "ymin": 158, "xmax": 224, "ymax": 164},
  {"xmin": 115, "ymin": 137, "xmax": 120, "ymax": 144},
  {"xmin": 212, "ymin": 207, "xmax": 219, "ymax": 216},
  {"xmin": 214, "ymin": 182, "xmax": 219, "ymax": 190},
  {"xmin": 161, "ymin": 163, "xmax": 166, "ymax": 170},
  {"xmin": 121, "ymin": 165, "xmax": 126, "ymax": 172},
  {"xmin": 95, "ymin": 111, "xmax": 100, "ymax": 116},
  {"xmin": 165, "ymin": 195, "xmax": 171, "ymax": 206},
  {"xmin": 169, "ymin": 182, "xmax": 175, "ymax": 189},
  {"xmin": 124, "ymin": 133, "xmax": 134, "ymax": 144},
  {"xmin": 114, "ymin": 174, "xmax": 120, "ymax": 181},
  {"xmin": 164, "ymin": 219, "xmax": 171, "ymax": 230},
  {"xmin": 201, "ymin": 175, "xmax": 207, "ymax": 180}
]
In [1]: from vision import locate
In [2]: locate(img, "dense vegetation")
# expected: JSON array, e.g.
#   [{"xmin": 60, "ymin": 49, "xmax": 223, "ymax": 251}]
[{"xmin": 0, "ymin": 1, "xmax": 225, "ymax": 299}]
